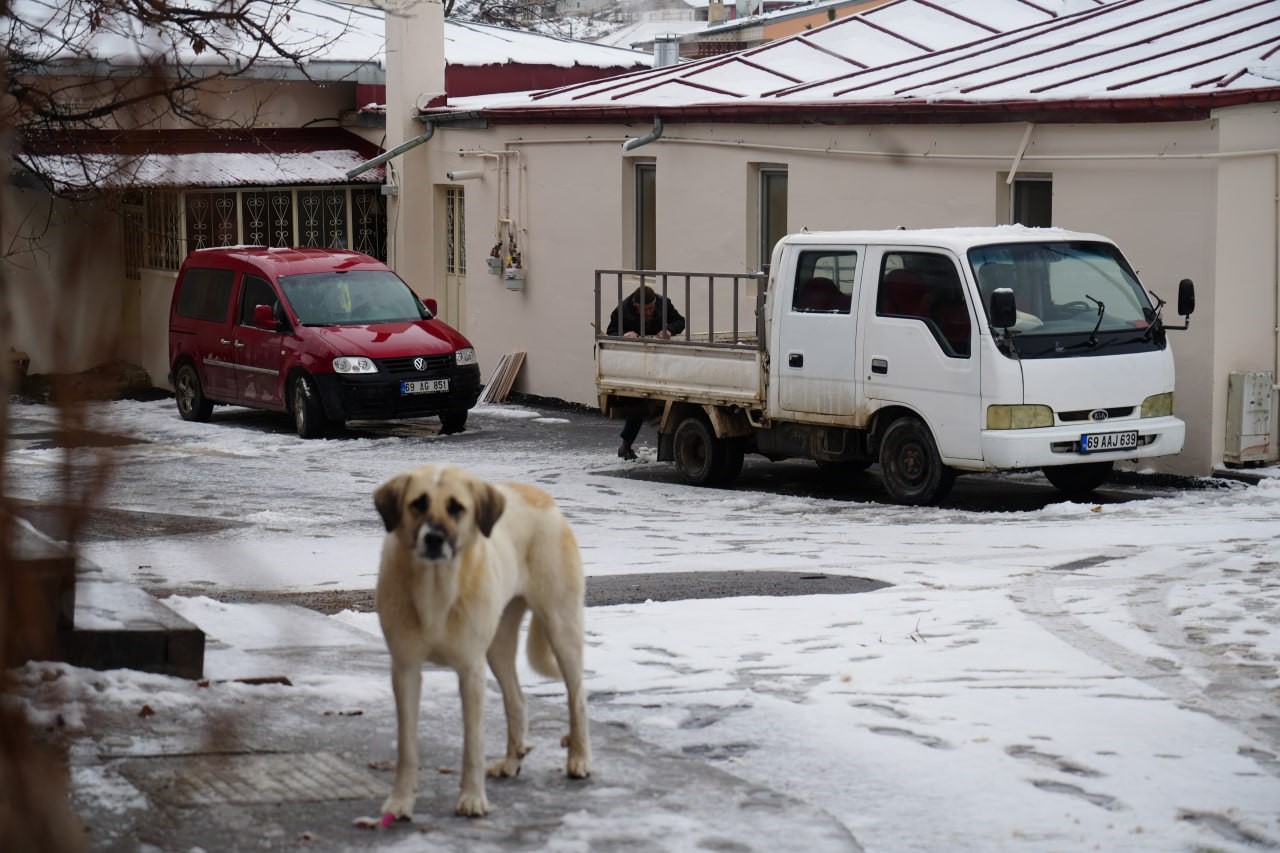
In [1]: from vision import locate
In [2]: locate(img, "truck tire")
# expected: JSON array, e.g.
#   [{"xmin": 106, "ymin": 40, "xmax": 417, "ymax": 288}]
[
  {"xmin": 291, "ymin": 373, "xmax": 329, "ymax": 439},
  {"xmin": 673, "ymin": 413, "xmax": 740, "ymax": 486},
  {"xmin": 1043, "ymin": 461, "xmax": 1112, "ymax": 495},
  {"xmin": 174, "ymin": 363, "xmax": 213, "ymax": 422},
  {"xmin": 879, "ymin": 416, "xmax": 955, "ymax": 505}
]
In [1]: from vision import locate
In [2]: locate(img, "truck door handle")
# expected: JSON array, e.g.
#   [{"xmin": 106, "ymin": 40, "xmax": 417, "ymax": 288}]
[
  {"xmin": 871, "ymin": 357, "xmax": 888, "ymax": 375},
  {"xmin": 788, "ymin": 352, "xmax": 803, "ymax": 368}
]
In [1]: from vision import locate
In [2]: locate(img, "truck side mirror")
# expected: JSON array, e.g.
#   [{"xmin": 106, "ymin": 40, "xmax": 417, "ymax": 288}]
[
  {"xmin": 1177, "ymin": 278, "xmax": 1195, "ymax": 317},
  {"xmin": 989, "ymin": 288, "xmax": 1017, "ymax": 330},
  {"xmin": 252, "ymin": 304, "xmax": 279, "ymax": 330}
]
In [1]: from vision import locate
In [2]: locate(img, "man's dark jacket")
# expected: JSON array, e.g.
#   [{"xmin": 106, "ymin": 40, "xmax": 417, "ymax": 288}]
[{"xmin": 606, "ymin": 295, "xmax": 686, "ymax": 337}]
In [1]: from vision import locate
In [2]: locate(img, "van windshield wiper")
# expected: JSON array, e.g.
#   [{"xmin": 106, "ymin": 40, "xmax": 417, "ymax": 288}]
[{"xmin": 1066, "ymin": 295, "xmax": 1104, "ymax": 349}]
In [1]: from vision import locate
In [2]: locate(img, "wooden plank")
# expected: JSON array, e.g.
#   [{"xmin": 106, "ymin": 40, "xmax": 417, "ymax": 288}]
[{"xmin": 480, "ymin": 352, "xmax": 526, "ymax": 404}]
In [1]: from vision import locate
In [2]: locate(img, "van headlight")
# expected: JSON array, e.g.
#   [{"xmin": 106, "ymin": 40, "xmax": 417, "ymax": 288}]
[
  {"xmin": 455, "ymin": 347, "xmax": 477, "ymax": 366},
  {"xmin": 333, "ymin": 356, "xmax": 377, "ymax": 374},
  {"xmin": 987, "ymin": 404, "xmax": 1053, "ymax": 429},
  {"xmin": 1141, "ymin": 392, "xmax": 1174, "ymax": 418}
]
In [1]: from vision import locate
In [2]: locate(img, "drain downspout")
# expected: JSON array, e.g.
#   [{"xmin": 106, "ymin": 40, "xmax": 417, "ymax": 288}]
[
  {"xmin": 622, "ymin": 117, "xmax": 664, "ymax": 153},
  {"xmin": 346, "ymin": 122, "xmax": 436, "ymax": 179}
]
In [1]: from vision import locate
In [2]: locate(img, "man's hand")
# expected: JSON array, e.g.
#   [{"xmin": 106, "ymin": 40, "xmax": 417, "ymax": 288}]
[
  {"xmin": 657, "ymin": 330, "xmax": 672, "ymax": 340},
  {"xmin": 624, "ymin": 331, "xmax": 639, "ymax": 338}
]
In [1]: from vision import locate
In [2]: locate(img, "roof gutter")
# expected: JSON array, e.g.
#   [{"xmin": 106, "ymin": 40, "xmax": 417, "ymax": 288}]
[
  {"xmin": 622, "ymin": 117, "xmax": 664, "ymax": 152},
  {"xmin": 346, "ymin": 122, "xmax": 435, "ymax": 180}
]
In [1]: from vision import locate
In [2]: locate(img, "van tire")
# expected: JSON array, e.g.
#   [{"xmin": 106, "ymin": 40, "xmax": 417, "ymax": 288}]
[
  {"xmin": 174, "ymin": 363, "xmax": 213, "ymax": 422},
  {"xmin": 1043, "ymin": 461, "xmax": 1112, "ymax": 495},
  {"xmin": 291, "ymin": 374, "xmax": 327, "ymax": 439},
  {"xmin": 879, "ymin": 417, "xmax": 955, "ymax": 505},
  {"xmin": 673, "ymin": 412, "xmax": 739, "ymax": 486},
  {"xmin": 439, "ymin": 410, "xmax": 468, "ymax": 435}
]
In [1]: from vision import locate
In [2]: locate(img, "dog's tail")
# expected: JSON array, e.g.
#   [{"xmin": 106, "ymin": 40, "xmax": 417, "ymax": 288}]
[{"xmin": 526, "ymin": 615, "xmax": 562, "ymax": 680}]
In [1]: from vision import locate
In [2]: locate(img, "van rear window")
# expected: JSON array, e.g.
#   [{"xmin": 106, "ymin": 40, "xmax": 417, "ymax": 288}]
[{"xmin": 177, "ymin": 268, "xmax": 235, "ymax": 322}]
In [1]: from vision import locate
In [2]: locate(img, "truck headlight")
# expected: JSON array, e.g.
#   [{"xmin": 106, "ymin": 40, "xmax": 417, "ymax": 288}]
[
  {"xmin": 987, "ymin": 404, "xmax": 1054, "ymax": 430},
  {"xmin": 333, "ymin": 356, "xmax": 377, "ymax": 374},
  {"xmin": 455, "ymin": 347, "xmax": 477, "ymax": 366},
  {"xmin": 1141, "ymin": 392, "xmax": 1174, "ymax": 418}
]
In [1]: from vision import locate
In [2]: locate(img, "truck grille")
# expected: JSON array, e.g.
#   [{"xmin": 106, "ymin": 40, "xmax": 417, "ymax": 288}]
[{"xmin": 1058, "ymin": 406, "xmax": 1134, "ymax": 423}]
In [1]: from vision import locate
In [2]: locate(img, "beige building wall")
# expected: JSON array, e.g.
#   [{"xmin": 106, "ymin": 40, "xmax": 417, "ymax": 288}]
[{"xmin": 423, "ymin": 111, "xmax": 1280, "ymax": 475}]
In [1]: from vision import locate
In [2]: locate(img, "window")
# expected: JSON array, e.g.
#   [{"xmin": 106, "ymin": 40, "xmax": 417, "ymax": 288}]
[
  {"xmin": 876, "ymin": 252, "xmax": 971, "ymax": 357},
  {"xmin": 175, "ymin": 268, "xmax": 235, "ymax": 322},
  {"xmin": 445, "ymin": 187, "xmax": 465, "ymax": 275},
  {"xmin": 239, "ymin": 275, "xmax": 278, "ymax": 326},
  {"xmin": 758, "ymin": 166, "xmax": 787, "ymax": 271},
  {"xmin": 132, "ymin": 186, "xmax": 388, "ymax": 273},
  {"xmin": 1010, "ymin": 175, "xmax": 1052, "ymax": 227},
  {"xmin": 792, "ymin": 250, "xmax": 854, "ymax": 314},
  {"xmin": 634, "ymin": 162, "xmax": 656, "ymax": 269}
]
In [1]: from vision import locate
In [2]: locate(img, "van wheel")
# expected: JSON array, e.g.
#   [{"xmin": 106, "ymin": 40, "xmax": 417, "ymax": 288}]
[
  {"xmin": 291, "ymin": 374, "xmax": 327, "ymax": 439},
  {"xmin": 673, "ymin": 413, "xmax": 739, "ymax": 486},
  {"xmin": 879, "ymin": 417, "xmax": 955, "ymax": 505},
  {"xmin": 174, "ymin": 363, "xmax": 213, "ymax": 422},
  {"xmin": 439, "ymin": 410, "xmax": 468, "ymax": 435},
  {"xmin": 1043, "ymin": 462, "xmax": 1112, "ymax": 495}
]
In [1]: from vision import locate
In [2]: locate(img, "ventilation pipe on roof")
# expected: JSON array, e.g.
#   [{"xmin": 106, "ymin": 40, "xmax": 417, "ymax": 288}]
[
  {"xmin": 622, "ymin": 117, "xmax": 664, "ymax": 153},
  {"xmin": 345, "ymin": 121, "xmax": 435, "ymax": 179},
  {"xmin": 654, "ymin": 35, "xmax": 680, "ymax": 68}
]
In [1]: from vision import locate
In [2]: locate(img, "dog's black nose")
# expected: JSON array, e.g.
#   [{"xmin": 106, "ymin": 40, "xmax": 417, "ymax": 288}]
[{"xmin": 422, "ymin": 528, "xmax": 447, "ymax": 559}]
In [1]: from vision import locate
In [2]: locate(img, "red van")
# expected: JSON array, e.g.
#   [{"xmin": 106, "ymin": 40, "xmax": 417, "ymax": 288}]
[{"xmin": 168, "ymin": 247, "xmax": 481, "ymax": 437}]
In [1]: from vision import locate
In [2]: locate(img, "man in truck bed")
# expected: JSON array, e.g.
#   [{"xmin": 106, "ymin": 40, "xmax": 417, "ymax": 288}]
[{"xmin": 607, "ymin": 285, "xmax": 686, "ymax": 459}]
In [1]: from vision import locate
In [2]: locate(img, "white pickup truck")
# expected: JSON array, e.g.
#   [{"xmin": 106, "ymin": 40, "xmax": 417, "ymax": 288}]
[{"xmin": 594, "ymin": 226, "xmax": 1195, "ymax": 505}]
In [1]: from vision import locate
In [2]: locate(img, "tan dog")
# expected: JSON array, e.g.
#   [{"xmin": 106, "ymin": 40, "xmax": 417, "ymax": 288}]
[{"xmin": 373, "ymin": 464, "xmax": 591, "ymax": 818}]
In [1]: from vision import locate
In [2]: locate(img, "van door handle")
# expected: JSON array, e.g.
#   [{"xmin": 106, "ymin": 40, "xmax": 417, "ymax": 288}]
[
  {"xmin": 234, "ymin": 340, "xmax": 246, "ymax": 348},
  {"xmin": 871, "ymin": 357, "xmax": 888, "ymax": 375},
  {"xmin": 788, "ymin": 352, "xmax": 804, "ymax": 368},
  {"xmin": 220, "ymin": 338, "xmax": 232, "ymax": 346}
]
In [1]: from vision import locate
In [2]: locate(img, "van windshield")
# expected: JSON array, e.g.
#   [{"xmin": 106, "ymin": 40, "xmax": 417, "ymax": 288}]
[
  {"xmin": 969, "ymin": 241, "xmax": 1159, "ymax": 357},
  {"xmin": 279, "ymin": 271, "xmax": 428, "ymax": 326}
]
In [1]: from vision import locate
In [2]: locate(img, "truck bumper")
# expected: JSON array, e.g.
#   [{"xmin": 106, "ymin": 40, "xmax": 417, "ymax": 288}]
[{"xmin": 978, "ymin": 416, "xmax": 1185, "ymax": 470}]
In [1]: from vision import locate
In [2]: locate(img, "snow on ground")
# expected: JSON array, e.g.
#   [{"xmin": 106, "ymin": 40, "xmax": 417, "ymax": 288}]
[{"xmin": 7, "ymin": 398, "xmax": 1280, "ymax": 852}]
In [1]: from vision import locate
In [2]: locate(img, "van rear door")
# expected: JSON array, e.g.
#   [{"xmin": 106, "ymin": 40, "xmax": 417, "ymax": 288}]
[
  {"xmin": 174, "ymin": 266, "xmax": 239, "ymax": 402},
  {"xmin": 862, "ymin": 246, "xmax": 983, "ymax": 461}
]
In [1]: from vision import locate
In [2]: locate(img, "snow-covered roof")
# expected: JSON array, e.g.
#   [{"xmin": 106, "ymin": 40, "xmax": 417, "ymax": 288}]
[
  {"xmin": 592, "ymin": 20, "xmax": 707, "ymax": 50},
  {"xmin": 445, "ymin": 19, "xmax": 653, "ymax": 69},
  {"xmin": 7, "ymin": 0, "xmax": 651, "ymax": 82},
  {"xmin": 436, "ymin": 0, "xmax": 1280, "ymax": 118},
  {"xmin": 15, "ymin": 129, "xmax": 384, "ymax": 194}
]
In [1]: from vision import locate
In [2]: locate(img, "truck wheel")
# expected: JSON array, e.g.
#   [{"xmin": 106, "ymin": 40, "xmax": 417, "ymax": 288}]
[
  {"xmin": 673, "ymin": 413, "xmax": 738, "ymax": 486},
  {"xmin": 1043, "ymin": 461, "xmax": 1112, "ymax": 495},
  {"xmin": 439, "ymin": 410, "xmax": 468, "ymax": 435},
  {"xmin": 291, "ymin": 374, "xmax": 328, "ymax": 439},
  {"xmin": 879, "ymin": 417, "xmax": 955, "ymax": 505},
  {"xmin": 174, "ymin": 363, "xmax": 213, "ymax": 422}
]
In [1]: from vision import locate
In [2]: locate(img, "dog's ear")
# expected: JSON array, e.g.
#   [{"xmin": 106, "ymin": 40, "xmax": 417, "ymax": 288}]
[
  {"xmin": 471, "ymin": 480, "xmax": 506, "ymax": 538},
  {"xmin": 374, "ymin": 473, "xmax": 410, "ymax": 532}
]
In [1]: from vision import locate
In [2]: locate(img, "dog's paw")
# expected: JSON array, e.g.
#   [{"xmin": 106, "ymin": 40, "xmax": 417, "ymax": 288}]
[
  {"xmin": 566, "ymin": 754, "xmax": 591, "ymax": 779},
  {"xmin": 487, "ymin": 755, "xmax": 524, "ymax": 778},
  {"xmin": 380, "ymin": 793, "xmax": 415, "ymax": 820},
  {"xmin": 455, "ymin": 791, "xmax": 489, "ymax": 817}
]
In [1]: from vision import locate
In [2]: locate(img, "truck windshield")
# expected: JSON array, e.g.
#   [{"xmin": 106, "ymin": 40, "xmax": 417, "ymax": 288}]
[
  {"xmin": 968, "ymin": 241, "xmax": 1158, "ymax": 357},
  {"xmin": 279, "ymin": 271, "xmax": 428, "ymax": 326}
]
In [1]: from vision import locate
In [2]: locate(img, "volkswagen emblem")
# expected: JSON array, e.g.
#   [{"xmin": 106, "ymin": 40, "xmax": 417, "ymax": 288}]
[
  {"xmin": 413, "ymin": 357, "xmax": 426, "ymax": 371},
  {"xmin": 1089, "ymin": 409, "xmax": 1109, "ymax": 422}
]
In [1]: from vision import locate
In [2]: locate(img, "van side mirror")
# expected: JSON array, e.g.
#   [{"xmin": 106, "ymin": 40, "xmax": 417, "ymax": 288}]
[
  {"xmin": 1177, "ymin": 278, "xmax": 1195, "ymax": 317},
  {"xmin": 422, "ymin": 297, "xmax": 438, "ymax": 317},
  {"xmin": 252, "ymin": 304, "xmax": 279, "ymax": 330},
  {"xmin": 989, "ymin": 288, "xmax": 1017, "ymax": 330}
]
